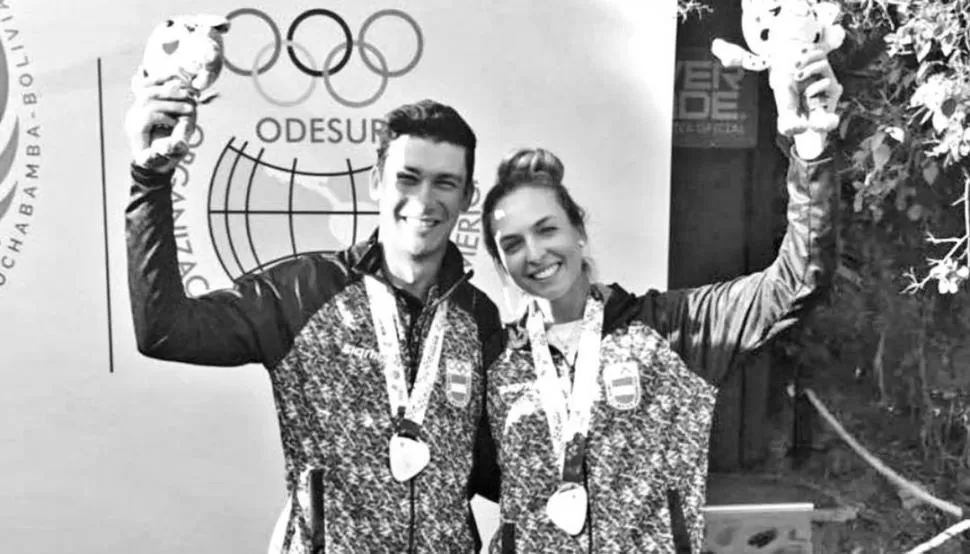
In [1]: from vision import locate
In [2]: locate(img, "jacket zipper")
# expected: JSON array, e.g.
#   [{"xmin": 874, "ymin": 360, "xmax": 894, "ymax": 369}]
[
  {"xmin": 668, "ymin": 489, "xmax": 691, "ymax": 553},
  {"xmin": 308, "ymin": 468, "xmax": 326, "ymax": 554},
  {"xmin": 427, "ymin": 270, "xmax": 474, "ymax": 310},
  {"xmin": 321, "ymin": 476, "xmax": 326, "ymax": 554},
  {"xmin": 366, "ymin": 270, "xmax": 473, "ymax": 310},
  {"xmin": 401, "ymin": 271, "xmax": 471, "ymax": 553},
  {"xmin": 408, "ymin": 480, "xmax": 416, "ymax": 553},
  {"xmin": 585, "ymin": 461, "xmax": 594, "ymax": 552}
]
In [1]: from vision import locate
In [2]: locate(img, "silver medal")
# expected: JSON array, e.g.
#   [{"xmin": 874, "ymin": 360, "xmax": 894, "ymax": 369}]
[
  {"xmin": 365, "ymin": 276, "xmax": 449, "ymax": 484},
  {"xmin": 528, "ymin": 293, "xmax": 603, "ymax": 537},
  {"xmin": 388, "ymin": 434, "xmax": 431, "ymax": 482},
  {"xmin": 545, "ymin": 482, "xmax": 588, "ymax": 536}
]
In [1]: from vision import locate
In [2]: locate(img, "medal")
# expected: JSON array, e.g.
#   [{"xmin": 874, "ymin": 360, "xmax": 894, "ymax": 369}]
[
  {"xmin": 545, "ymin": 482, "xmax": 588, "ymax": 536},
  {"xmin": 388, "ymin": 414, "xmax": 430, "ymax": 482},
  {"xmin": 388, "ymin": 434, "xmax": 431, "ymax": 482},
  {"xmin": 364, "ymin": 276, "xmax": 449, "ymax": 483},
  {"xmin": 527, "ymin": 291, "xmax": 604, "ymax": 536}
]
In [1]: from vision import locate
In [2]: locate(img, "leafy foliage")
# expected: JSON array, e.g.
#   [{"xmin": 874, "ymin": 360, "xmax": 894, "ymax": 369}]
[
  {"xmin": 835, "ymin": 0, "xmax": 970, "ymax": 295},
  {"xmin": 825, "ymin": 0, "xmax": 970, "ymax": 470},
  {"xmin": 679, "ymin": 0, "xmax": 970, "ymax": 481},
  {"xmin": 677, "ymin": 0, "xmax": 712, "ymax": 20}
]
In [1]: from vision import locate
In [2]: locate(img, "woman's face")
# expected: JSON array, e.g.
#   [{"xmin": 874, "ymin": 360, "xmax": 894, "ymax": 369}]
[{"xmin": 491, "ymin": 185, "xmax": 586, "ymax": 303}]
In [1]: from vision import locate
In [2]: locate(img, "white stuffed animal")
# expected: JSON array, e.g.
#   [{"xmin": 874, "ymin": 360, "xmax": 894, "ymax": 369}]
[
  {"xmin": 711, "ymin": 0, "xmax": 845, "ymax": 136},
  {"xmin": 133, "ymin": 14, "xmax": 230, "ymax": 168}
]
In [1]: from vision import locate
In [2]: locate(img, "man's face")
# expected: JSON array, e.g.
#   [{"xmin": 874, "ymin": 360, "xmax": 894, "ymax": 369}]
[{"xmin": 371, "ymin": 135, "xmax": 472, "ymax": 260}]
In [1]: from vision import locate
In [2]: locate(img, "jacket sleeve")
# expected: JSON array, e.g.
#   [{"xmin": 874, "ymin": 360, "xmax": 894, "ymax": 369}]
[
  {"xmin": 467, "ymin": 294, "xmax": 505, "ymax": 504},
  {"xmin": 469, "ymin": 395, "xmax": 501, "ymax": 502},
  {"xmin": 126, "ymin": 164, "xmax": 343, "ymax": 368},
  {"xmin": 640, "ymin": 143, "xmax": 837, "ymax": 386},
  {"xmin": 466, "ymin": 294, "xmax": 505, "ymax": 550}
]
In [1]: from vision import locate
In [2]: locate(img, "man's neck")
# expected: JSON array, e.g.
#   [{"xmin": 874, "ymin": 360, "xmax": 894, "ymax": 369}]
[{"xmin": 381, "ymin": 244, "xmax": 445, "ymax": 303}]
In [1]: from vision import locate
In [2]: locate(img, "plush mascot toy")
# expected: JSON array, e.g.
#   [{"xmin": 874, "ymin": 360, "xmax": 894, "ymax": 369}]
[
  {"xmin": 711, "ymin": 0, "xmax": 845, "ymax": 136},
  {"xmin": 132, "ymin": 14, "xmax": 230, "ymax": 167}
]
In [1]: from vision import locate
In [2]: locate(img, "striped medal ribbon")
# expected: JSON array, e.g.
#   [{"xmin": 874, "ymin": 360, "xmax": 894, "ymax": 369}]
[
  {"xmin": 364, "ymin": 276, "xmax": 449, "ymax": 482},
  {"xmin": 526, "ymin": 292, "xmax": 604, "ymax": 535}
]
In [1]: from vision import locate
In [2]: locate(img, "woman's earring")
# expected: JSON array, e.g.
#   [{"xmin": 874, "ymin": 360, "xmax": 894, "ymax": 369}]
[{"xmin": 578, "ymin": 239, "xmax": 586, "ymax": 248}]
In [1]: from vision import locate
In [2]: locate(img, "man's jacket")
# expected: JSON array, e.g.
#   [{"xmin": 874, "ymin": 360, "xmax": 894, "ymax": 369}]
[
  {"xmin": 126, "ymin": 165, "xmax": 503, "ymax": 553},
  {"xmin": 486, "ymin": 145, "xmax": 836, "ymax": 553}
]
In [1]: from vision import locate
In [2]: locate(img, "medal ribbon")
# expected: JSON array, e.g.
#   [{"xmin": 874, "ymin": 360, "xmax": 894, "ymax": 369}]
[
  {"xmin": 526, "ymin": 292, "xmax": 604, "ymax": 481},
  {"xmin": 364, "ymin": 276, "xmax": 449, "ymax": 428}
]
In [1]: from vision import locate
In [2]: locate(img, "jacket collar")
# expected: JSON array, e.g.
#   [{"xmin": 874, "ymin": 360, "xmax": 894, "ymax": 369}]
[
  {"xmin": 505, "ymin": 282, "xmax": 639, "ymax": 350},
  {"xmin": 349, "ymin": 228, "xmax": 472, "ymax": 297}
]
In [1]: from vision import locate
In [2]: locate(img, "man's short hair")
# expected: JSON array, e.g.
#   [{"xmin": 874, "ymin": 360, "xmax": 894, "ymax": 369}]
[{"xmin": 375, "ymin": 99, "xmax": 477, "ymax": 190}]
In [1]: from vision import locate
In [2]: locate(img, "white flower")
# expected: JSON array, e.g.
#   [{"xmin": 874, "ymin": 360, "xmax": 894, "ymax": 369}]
[{"xmin": 929, "ymin": 258, "xmax": 969, "ymax": 294}]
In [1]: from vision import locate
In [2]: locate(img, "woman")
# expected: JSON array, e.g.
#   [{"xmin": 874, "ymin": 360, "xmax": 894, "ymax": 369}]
[{"xmin": 481, "ymin": 49, "xmax": 841, "ymax": 552}]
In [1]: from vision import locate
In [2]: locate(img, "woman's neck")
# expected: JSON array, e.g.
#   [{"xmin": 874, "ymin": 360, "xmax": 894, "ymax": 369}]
[{"xmin": 540, "ymin": 273, "xmax": 591, "ymax": 323}]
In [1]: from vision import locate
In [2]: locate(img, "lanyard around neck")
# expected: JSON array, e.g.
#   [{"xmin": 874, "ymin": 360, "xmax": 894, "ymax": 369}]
[
  {"xmin": 364, "ymin": 276, "xmax": 449, "ymax": 427},
  {"xmin": 526, "ymin": 292, "xmax": 604, "ymax": 475}
]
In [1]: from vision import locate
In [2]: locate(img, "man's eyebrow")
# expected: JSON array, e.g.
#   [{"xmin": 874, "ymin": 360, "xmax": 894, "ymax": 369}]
[
  {"xmin": 401, "ymin": 165, "xmax": 463, "ymax": 181},
  {"xmin": 434, "ymin": 171, "xmax": 464, "ymax": 182}
]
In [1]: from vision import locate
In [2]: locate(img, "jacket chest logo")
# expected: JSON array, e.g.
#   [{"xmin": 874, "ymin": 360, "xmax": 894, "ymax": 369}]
[
  {"xmin": 445, "ymin": 359, "xmax": 473, "ymax": 408},
  {"xmin": 340, "ymin": 343, "xmax": 382, "ymax": 364},
  {"xmin": 602, "ymin": 361, "xmax": 641, "ymax": 410}
]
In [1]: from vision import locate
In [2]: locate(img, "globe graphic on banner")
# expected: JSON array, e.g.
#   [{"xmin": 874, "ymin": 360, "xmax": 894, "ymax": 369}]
[{"xmin": 206, "ymin": 137, "xmax": 379, "ymax": 280}]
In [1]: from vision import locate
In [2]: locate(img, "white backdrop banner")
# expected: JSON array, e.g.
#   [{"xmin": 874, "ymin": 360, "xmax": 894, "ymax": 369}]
[{"xmin": 0, "ymin": 1, "xmax": 677, "ymax": 552}]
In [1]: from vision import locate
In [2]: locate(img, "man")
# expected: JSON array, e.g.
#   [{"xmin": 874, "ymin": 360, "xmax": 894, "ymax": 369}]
[{"xmin": 125, "ymin": 77, "xmax": 502, "ymax": 553}]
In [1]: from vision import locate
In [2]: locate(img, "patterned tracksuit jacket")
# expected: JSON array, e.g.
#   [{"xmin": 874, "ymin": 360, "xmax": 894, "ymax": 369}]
[
  {"xmin": 126, "ymin": 165, "xmax": 503, "ymax": 553},
  {"xmin": 487, "ymin": 144, "xmax": 836, "ymax": 553}
]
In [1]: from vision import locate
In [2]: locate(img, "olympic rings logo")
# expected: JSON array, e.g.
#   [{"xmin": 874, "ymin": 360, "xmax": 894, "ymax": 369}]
[{"xmin": 223, "ymin": 8, "xmax": 423, "ymax": 108}]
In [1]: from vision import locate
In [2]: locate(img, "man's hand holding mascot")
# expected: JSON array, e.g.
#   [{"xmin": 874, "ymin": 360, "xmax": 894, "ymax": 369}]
[{"xmin": 126, "ymin": 14, "xmax": 230, "ymax": 173}]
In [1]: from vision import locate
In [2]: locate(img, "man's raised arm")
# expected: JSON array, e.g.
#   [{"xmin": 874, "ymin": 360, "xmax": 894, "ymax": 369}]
[{"xmin": 124, "ymin": 75, "xmax": 336, "ymax": 368}]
